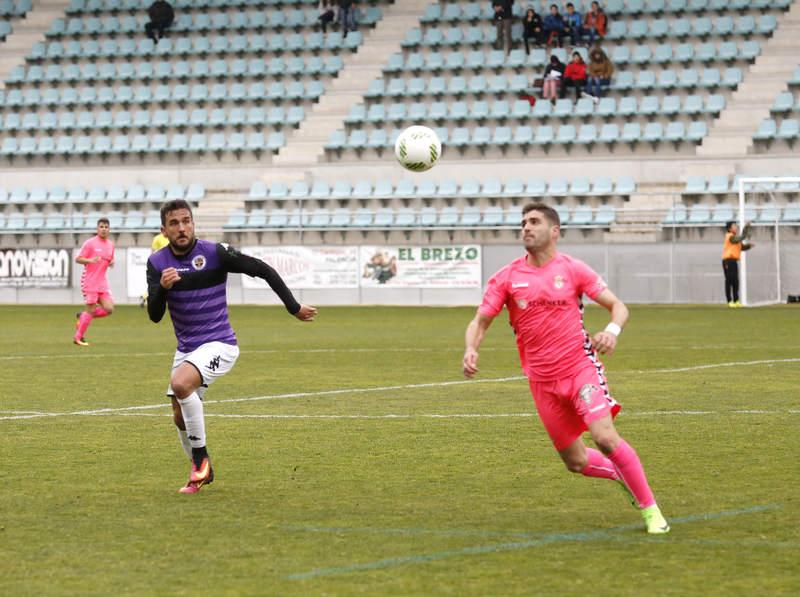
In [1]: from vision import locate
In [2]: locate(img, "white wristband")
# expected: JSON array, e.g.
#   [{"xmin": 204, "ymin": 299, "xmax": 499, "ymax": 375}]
[{"xmin": 604, "ymin": 323, "xmax": 622, "ymax": 337}]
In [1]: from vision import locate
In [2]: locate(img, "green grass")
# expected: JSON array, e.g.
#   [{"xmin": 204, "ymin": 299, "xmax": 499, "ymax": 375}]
[{"xmin": 1, "ymin": 304, "xmax": 799, "ymax": 595}]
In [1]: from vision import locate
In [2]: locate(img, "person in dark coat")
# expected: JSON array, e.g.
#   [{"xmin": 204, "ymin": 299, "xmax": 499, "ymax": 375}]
[{"xmin": 145, "ymin": 0, "xmax": 175, "ymax": 44}]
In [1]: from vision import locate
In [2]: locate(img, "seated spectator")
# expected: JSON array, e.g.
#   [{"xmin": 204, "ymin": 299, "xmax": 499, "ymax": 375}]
[
  {"xmin": 318, "ymin": 0, "xmax": 335, "ymax": 33},
  {"xmin": 563, "ymin": 3, "xmax": 582, "ymax": 47},
  {"xmin": 542, "ymin": 55, "xmax": 565, "ymax": 102},
  {"xmin": 560, "ymin": 51, "xmax": 586, "ymax": 100},
  {"xmin": 522, "ymin": 7, "xmax": 545, "ymax": 55},
  {"xmin": 339, "ymin": 0, "xmax": 359, "ymax": 37},
  {"xmin": 584, "ymin": 46, "xmax": 614, "ymax": 102},
  {"xmin": 543, "ymin": 4, "xmax": 565, "ymax": 48},
  {"xmin": 145, "ymin": 0, "xmax": 174, "ymax": 44},
  {"xmin": 582, "ymin": 1, "xmax": 607, "ymax": 46},
  {"xmin": 492, "ymin": 1, "xmax": 515, "ymax": 56}
]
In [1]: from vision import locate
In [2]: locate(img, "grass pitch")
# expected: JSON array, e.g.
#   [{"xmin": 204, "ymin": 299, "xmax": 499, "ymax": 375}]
[{"xmin": 1, "ymin": 304, "xmax": 799, "ymax": 595}]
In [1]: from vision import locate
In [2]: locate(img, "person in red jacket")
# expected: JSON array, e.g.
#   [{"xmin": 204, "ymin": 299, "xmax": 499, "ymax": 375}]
[{"xmin": 560, "ymin": 52, "xmax": 586, "ymax": 100}]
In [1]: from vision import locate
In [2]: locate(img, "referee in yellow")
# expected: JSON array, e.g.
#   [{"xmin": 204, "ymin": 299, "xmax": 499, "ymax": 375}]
[{"xmin": 722, "ymin": 220, "xmax": 755, "ymax": 308}]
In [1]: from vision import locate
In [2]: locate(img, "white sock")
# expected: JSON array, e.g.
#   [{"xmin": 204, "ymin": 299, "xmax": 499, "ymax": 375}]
[
  {"xmin": 177, "ymin": 392, "xmax": 206, "ymax": 449},
  {"xmin": 176, "ymin": 428, "xmax": 192, "ymax": 459}
]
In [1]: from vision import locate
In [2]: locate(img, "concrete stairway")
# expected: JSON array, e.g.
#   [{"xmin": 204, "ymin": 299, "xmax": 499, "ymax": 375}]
[
  {"xmin": 696, "ymin": 2, "xmax": 800, "ymax": 158},
  {"xmin": 0, "ymin": 0, "xmax": 69, "ymax": 89},
  {"xmin": 273, "ymin": 0, "xmax": 429, "ymax": 166}
]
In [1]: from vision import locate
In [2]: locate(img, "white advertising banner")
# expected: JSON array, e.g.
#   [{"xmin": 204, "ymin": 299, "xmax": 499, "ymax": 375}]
[
  {"xmin": 242, "ymin": 246, "xmax": 360, "ymax": 289},
  {"xmin": 0, "ymin": 248, "xmax": 71, "ymax": 288},
  {"xmin": 360, "ymin": 245, "xmax": 482, "ymax": 288},
  {"xmin": 126, "ymin": 248, "xmax": 151, "ymax": 298}
]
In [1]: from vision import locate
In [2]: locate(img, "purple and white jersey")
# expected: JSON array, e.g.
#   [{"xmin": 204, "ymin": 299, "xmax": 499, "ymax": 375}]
[
  {"xmin": 147, "ymin": 239, "xmax": 301, "ymax": 353},
  {"xmin": 147, "ymin": 239, "xmax": 236, "ymax": 352}
]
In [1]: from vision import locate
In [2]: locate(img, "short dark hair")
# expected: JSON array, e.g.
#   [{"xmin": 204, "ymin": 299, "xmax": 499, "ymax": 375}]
[
  {"xmin": 522, "ymin": 203, "xmax": 560, "ymax": 227},
  {"xmin": 97, "ymin": 217, "xmax": 110, "ymax": 226},
  {"xmin": 566, "ymin": 2, "xmax": 574, "ymax": 7},
  {"xmin": 160, "ymin": 199, "xmax": 194, "ymax": 226},
  {"xmin": 725, "ymin": 220, "xmax": 736, "ymax": 232}
]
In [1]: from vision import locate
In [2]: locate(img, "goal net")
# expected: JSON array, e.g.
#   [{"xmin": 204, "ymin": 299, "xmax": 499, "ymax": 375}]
[{"xmin": 737, "ymin": 176, "xmax": 799, "ymax": 307}]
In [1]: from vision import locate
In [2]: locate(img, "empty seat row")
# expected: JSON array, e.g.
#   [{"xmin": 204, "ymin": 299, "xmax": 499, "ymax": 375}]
[
  {"xmin": 66, "ymin": 0, "xmax": 321, "ymax": 14},
  {"xmin": 686, "ymin": 176, "xmax": 800, "ymax": 194},
  {"xmin": 0, "ymin": 210, "xmax": 162, "ymax": 233},
  {"xmin": 9, "ymin": 56, "xmax": 344, "ymax": 85},
  {"xmin": 664, "ymin": 202, "xmax": 800, "ymax": 225},
  {"xmin": 0, "ymin": 184, "xmax": 204, "ymax": 204},
  {"xmin": 0, "ymin": 0, "xmax": 31, "ymax": 17},
  {"xmin": 385, "ymin": 42, "xmax": 759, "ymax": 76},
  {"xmin": 0, "ymin": 131, "xmax": 285, "ymax": 157},
  {"xmin": 421, "ymin": 0, "xmax": 790, "ymax": 22},
  {"xmin": 754, "ymin": 119, "xmax": 800, "ymax": 143},
  {"xmin": 1, "ymin": 106, "xmax": 305, "ymax": 133},
  {"xmin": 1, "ymin": 80, "xmax": 324, "ymax": 108},
  {"xmin": 248, "ymin": 177, "xmax": 636, "ymax": 201},
  {"xmin": 50, "ymin": 7, "xmax": 380, "ymax": 36},
  {"xmin": 225, "ymin": 205, "xmax": 617, "ymax": 229},
  {"xmin": 346, "ymin": 95, "xmax": 725, "ymax": 125},
  {"xmin": 771, "ymin": 91, "xmax": 800, "ymax": 113},
  {"xmin": 30, "ymin": 31, "xmax": 363, "ymax": 61},
  {"xmin": 328, "ymin": 121, "xmax": 708, "ymax": 151}
]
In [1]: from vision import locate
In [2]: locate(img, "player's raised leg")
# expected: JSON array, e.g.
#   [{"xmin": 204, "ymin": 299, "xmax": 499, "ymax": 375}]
[{"xmin": 170, "ymin": 362, "xmax": 212, "ymax": 494}]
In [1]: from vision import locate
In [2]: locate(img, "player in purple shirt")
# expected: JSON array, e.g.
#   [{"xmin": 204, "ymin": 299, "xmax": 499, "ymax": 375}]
[{"xmin": 147, "ymin": 199, "xmax": 317, "ymax": 493}]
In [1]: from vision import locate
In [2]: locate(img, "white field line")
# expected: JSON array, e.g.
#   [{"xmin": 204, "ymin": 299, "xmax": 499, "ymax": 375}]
[{"xmin": 1, "ymin": 355, "xmax": 798, "ymax": 422}]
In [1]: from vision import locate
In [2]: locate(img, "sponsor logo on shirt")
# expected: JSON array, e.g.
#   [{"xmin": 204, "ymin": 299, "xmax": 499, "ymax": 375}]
[
  {"xmin": 512, "ymin": 282, "xmax": 529, "ymax": 288},
  {"xmin": 554, "ymin": 275, "xmax": 565, "ymax": 289},
  {"xmin": 192, "ymin": 255, "xmax": 206, "ymax": 271}
]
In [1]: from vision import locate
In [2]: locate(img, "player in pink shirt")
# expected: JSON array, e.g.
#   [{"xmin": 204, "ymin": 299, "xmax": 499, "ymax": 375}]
[
  {"xmin": 463, "ymin": 203, "xmax": 669, "ymax": 534},
  {"xmin": 73, "ymin": 217, "xmax": 115, "ymax": 346}
]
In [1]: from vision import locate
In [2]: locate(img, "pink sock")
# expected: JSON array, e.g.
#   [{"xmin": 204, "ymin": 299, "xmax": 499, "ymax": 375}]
[
  {"xmin": 92, "ymin": 307, "xmax": 109, "ymax": 318},
  {"xmin": 608, "ymin": 439, "xmax": 656, "ymax": 509},
  {"xmin": 76, "ymin": 312, "xmax": 93, "ymax": 338},
  {"xmin": 581, "ymin": 448, "xmax": 620, "ymax": 480}
]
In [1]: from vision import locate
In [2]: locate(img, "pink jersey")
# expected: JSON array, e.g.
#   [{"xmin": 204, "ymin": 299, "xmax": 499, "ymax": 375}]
[
  {"xmin": 479, "ymin": 252, "xmax": 608, "ymax": 381},
  {"xmin": 78, "ymin": 235, "xmax": 114, "ymax": 291}
]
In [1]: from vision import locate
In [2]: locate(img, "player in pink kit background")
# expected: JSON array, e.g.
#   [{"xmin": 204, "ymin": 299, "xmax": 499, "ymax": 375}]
[
  {"xmin": 462, "ymin": 203, "xmax": 669, "ymax": 534},
  {"xmin": 73, "ymin": 217, "xmax": 115, "ymax": 346}
]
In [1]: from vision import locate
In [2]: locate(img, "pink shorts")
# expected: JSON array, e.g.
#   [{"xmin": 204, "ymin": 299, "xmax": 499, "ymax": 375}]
[
  {"xmin": 529, "ymin": 364, "xmax": 621, "ymax": 451},
  {"xmin": 83, "ymin": 289, "xmax": 113, "ymax": 305}
]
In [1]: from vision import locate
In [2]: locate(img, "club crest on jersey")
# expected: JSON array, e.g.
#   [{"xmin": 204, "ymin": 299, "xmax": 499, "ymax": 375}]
[
  {"xmin": 191, "ymin": 255, "xmax": 206, "ymax": 271},
  {"xmin": 554, "ymin": 275, "xmax": 565, "ymax": 289},
  {"xmin": 579, "ymin": 384, "xmax": 598, "ymax": 404},
  {"xmin": 517, "ymin": 299, "xmax": 528, "ymax": 309}
]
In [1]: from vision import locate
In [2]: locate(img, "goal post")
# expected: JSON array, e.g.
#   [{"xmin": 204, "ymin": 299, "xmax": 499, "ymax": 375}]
[{"xmin": 737, "ymin": 176, "xmax": 798, "ymax": 307}]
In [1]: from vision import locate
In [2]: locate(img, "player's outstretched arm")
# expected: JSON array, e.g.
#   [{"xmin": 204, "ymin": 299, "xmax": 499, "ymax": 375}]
[
  {"xmin": 145, "ymin": 261, "xmax": 169, "ymax": 323},
  {"xmin": 591, "ymin": 288, "xmax": 629, "ymax": 356},
  {"xmin": 463, "ymin": 312, "xmax": 494, "ymax": 378}
]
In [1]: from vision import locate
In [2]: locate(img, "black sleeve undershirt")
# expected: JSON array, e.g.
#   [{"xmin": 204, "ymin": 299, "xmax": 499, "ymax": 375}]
[
  {"xmin": 216, "ymin": 243, "xmax": 301, "ymax": 314},
  {"xmin": 146, "ymin": 260, "xmax": 168, "ymax": 323}
]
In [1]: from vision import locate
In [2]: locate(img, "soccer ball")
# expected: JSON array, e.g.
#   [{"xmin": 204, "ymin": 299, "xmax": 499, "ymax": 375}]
[{"xmin": 394, "ymin": 126, "xmax": 442, "ymax": 172}]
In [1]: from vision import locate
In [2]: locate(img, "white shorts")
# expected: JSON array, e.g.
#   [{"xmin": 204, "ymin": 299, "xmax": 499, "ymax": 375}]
[{"xmin": 166, "ymin": 341, "xmax": 240, "ymax": 398}]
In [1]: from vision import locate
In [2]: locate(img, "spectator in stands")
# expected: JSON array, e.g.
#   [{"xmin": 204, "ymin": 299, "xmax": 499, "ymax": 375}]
[
  {"xmin": 339, "ymin": 0, "xmax": 359, "ymax": 37},
  {"xmin": 522, "ymin": 7, "xmax": 545, "ymax": 55},
  {"xmin": 542, "ymin": 54, "xmax": 565, "ymax": 102},
  {"xmin": 560, "ymin": 51, "xmax": 587, "ymax": 99},
  {"xmin": 563, "ymin": 3, "xmax": 583, "ymax": 47},
  {"xmin": 543, "ymin": 4, "xmax": 566, "ymax": 48},
  {"xmin": 584, "ymin": 46, "xmax": 614, "ymax": 101},
  {"xmin": 582, "ymin": 1, "xmax": 607, "ymax": 46},
  {"xmin": 318, "ymin": 0, "xmax": 336, "ymax": 33},
  {"xmin": 492, "ymin": 1, "xmax": 515, "ymax": 55},
  {"xmin": 722, "ymin": 220, "xmax": 754, "ymax": 307},
  {"xmin": 145, "ymin": 0, "xmax": 174, "ymax": 45}
]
